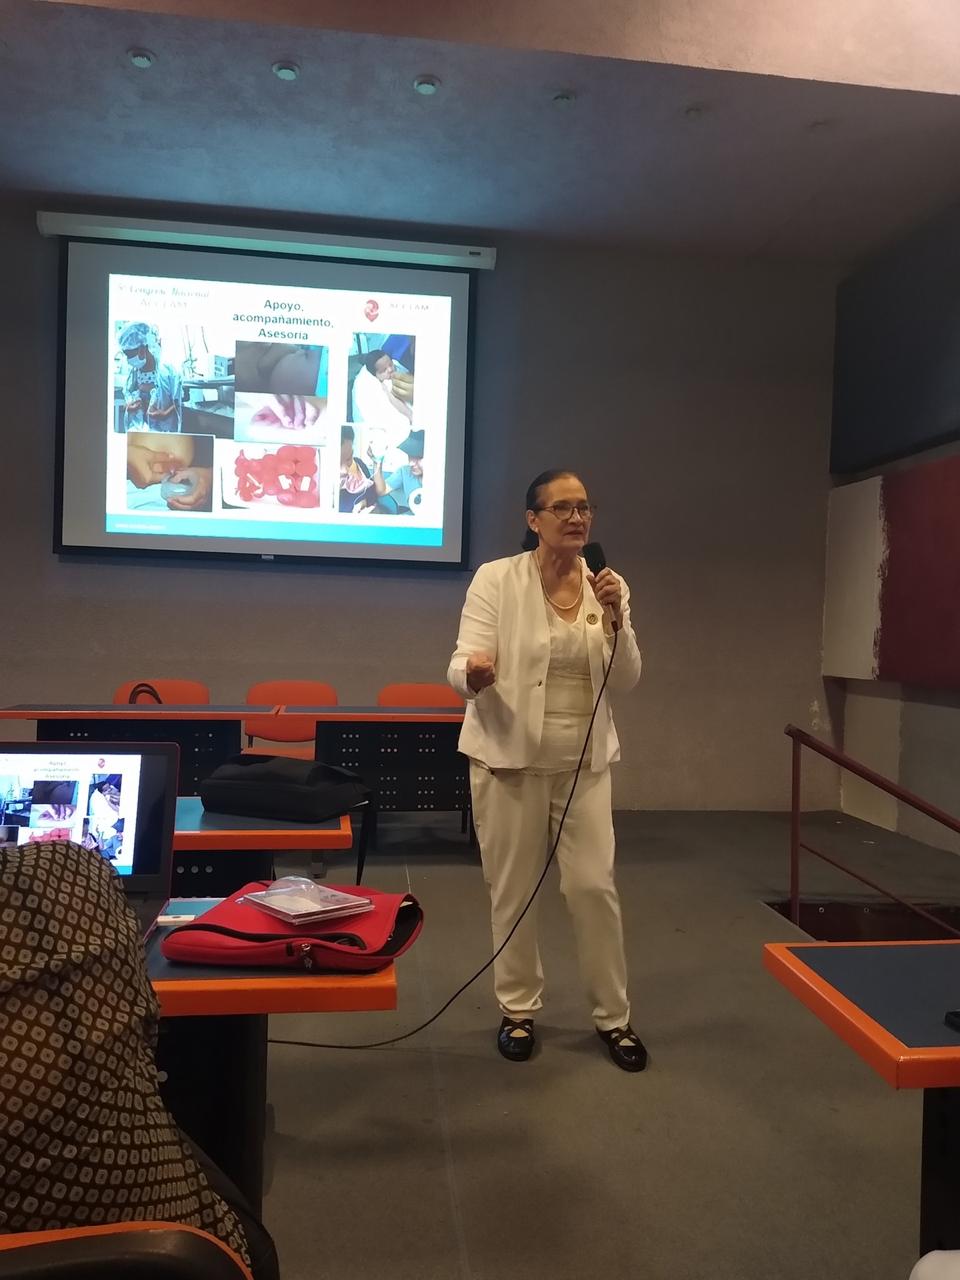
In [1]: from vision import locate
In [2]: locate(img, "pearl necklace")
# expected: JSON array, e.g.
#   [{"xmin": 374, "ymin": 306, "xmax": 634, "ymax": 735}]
[{"xmin": 535, "ymin": 551, "xmax": 583, "ymax": 611}]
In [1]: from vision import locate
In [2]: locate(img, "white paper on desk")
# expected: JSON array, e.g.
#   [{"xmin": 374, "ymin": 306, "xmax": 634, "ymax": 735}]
[
  {"xmin": 165, "ymin": 897, "xmax": 224, "ymax": 917},
  {"xmin": 241, "ymin": 877, "xmax": 373, "ymax": 925},
  {"xmin": 157, "ymin": 897, "xmax": 224, "ymax": 924}
]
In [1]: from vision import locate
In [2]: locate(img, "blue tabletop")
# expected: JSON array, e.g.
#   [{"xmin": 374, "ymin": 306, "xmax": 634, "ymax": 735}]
[
  {"xmin": 175, "ymin": 795, "xmax": 341, "ymax": 833},
  {"xmin": 790, "ymin": 943, "xmax": 960, "ymax": 1049}
]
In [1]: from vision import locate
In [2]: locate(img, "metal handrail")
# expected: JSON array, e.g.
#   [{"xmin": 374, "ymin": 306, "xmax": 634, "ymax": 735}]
[{"xmin": 784, "ymin": 724, "xmax": 960, "ymax": 937}]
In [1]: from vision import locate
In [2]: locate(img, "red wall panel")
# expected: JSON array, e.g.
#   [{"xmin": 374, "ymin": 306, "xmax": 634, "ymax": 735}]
[{"xmin": 877, "ymin": 454, "xmax": 960, "ymax": 687}]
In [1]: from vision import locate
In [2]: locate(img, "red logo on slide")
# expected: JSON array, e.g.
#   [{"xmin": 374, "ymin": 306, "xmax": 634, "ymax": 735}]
[{"xmin": 364, "ymin": 298, "xmax": 380, "ymax": 322}]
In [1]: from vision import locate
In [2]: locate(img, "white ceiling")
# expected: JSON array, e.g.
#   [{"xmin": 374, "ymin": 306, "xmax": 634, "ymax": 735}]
[{"xmin": 5, "ymin": 1, "xmax": 960, "ymax": 261}]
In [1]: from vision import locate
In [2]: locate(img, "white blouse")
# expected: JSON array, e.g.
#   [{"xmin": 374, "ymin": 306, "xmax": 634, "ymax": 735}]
[{"xmin": 528, "ymin": 602, "xmax": 595, "ymax": 773}]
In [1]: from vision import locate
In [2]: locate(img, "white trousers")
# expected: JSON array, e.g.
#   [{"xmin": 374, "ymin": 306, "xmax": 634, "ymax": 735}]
[
  {"xmin": 910, "ymin": 1254, "xmax": 960, "ymax": 1280},
  {"xmin": 469, "ymin": 762, "xmax": 630, "ymax": 1032}
]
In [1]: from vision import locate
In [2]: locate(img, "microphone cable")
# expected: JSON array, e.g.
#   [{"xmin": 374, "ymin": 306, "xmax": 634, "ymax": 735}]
[{"xmin": 268, "ymin": 626, "xmax": 619, "ymax": 1052}]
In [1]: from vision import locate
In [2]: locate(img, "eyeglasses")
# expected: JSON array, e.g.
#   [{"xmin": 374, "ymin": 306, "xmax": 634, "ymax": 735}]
[{"xmin": 537, "ymin": 502, "xmax": 597, "ymax": 521}]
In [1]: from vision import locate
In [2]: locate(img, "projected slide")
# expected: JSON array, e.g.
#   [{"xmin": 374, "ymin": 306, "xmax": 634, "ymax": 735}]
[
  {"xmin": 107, "ymin": 275, "xmax": 447, "ymax": 546},
  {"xmin": 59, "ymin": 240, "xmax": 469, "ymax": 564},
  {"xmin": 0, "ymin": 750, "xmax": 143, "ymax": 875}
]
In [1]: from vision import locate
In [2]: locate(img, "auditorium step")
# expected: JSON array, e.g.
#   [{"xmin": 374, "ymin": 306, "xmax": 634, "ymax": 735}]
[{"xmin": 766, "ymin": 896, "xmax": 960, "ymax": 941}]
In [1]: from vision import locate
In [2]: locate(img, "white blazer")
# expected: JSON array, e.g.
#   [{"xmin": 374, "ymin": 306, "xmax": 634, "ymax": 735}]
[{"xmin": 447, "ymin": 552, "xmax": 643, "ymax": 771}]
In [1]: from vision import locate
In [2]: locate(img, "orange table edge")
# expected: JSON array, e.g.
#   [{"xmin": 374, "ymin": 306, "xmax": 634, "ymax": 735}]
[
  {"xmin": 0, "ymin": 706, "xmax": 282, "ymax": 721},
  {"xmin": 0, "ymin": 1223, "xmax": 254, "ymax": 1279},
  {"xmin": 764, "ymin": 940, "xmax": 960, "ymax": 1090},
  {"xmin": 173, "ymin": 812, "xmax": 353, "ymax": 853},
  {"xmin": 279, "ymin": 707, "xmax": 464, "ymax": 723},
  {"xmin": 152, "ymin": 964, "xmax": 397, "ymax": 1017}
]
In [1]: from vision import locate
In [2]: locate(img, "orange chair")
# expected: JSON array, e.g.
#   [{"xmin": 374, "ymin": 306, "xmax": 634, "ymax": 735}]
[
  {"xmin": 244, "ymin": 679, "xmax": 338, "ymax": 759},
  {"xmin": 376, "ymin": 682, "xmax": 464, "ymax": 708},
  {"xmin": 0, "ymin": 1220, "xmax": 251, "ymax": 1278},
  {"xmin": 113, "ymin": 679, "xmax": 211, "ymax": 705}
]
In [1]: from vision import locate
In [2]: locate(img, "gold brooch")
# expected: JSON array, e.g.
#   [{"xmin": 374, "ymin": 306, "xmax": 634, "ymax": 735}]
[{"xmin": 586, "ymin": 612, "xmax": 599, "ymax": 626}]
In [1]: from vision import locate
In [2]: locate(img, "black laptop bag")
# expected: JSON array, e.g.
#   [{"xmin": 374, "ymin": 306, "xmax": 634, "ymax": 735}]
[{"xmin": 199, "ymin": 753, "xmax": 370, "ymax": 823}]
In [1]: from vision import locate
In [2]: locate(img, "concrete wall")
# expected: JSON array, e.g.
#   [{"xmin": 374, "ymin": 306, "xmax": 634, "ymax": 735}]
[
  {"xmin": 899, "ymin": 689, "xmax": 960, "ymax": 853},
  {"xmin": 821, "ymin": 477, "xmax": 882, "ymax": 680},
  {"xmin": 841, "ymin": 680, "xmax": 901, "ymax": 831},
  {"xmin": 841, "ymin": 680, "xmax": 960, "ymax": 853},
  {"xmin": 0, "ymin": 196, "xmax": 839, "ymax": 809}
]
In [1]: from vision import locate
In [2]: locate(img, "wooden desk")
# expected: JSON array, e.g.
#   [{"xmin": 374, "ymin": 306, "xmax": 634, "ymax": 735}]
[
  {"xmin": 283, "ymin": 705, "xmax": 469, "ymax": 846},
  {"xmin": 149, "ymin": 928, "xmax": 396, "ymax": 1215},
  {"xmin": 0, "ymin": 704, "xmax": 279, "ymax": 793},
  {"xmin": 765, "ymin": 940, "xmax": 960, "ymax": 1255},
  {"xmin": 173, "ymin": 795, "xmax": 355, "ymax": 893}
]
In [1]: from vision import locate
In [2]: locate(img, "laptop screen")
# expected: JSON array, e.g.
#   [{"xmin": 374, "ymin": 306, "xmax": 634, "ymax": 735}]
[{"xmin": 0, "ymin": 742, "xmax": 177, "ymax": 888}]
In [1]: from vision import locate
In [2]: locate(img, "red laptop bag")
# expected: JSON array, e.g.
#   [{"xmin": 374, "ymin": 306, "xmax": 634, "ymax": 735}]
[{"xmin": 160, "ymin": 881, "xmax": 423, "ymax": 973}]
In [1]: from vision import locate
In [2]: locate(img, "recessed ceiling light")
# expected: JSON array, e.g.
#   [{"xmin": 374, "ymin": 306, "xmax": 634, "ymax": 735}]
[
  {"xmin": 272, "ymin": 61, "xmax": 300, "ymax": 82},
  {"xmin": 413, "ymin": 74, "xmax": 441, "ymax": 96},
  {"xmin": 552, "ymin": 90, "xmax": 577, "ymax": 105},
  {"xmin": 684, "ymin": 102, "xmax": 708, "ymax": 119},
  {"xmin": 808, "ymin": 117, "xmax": 837, "ymax": 132},
  {"xmin": 127, "ymin": 48, "xmax": 155, "ymax": 69}
]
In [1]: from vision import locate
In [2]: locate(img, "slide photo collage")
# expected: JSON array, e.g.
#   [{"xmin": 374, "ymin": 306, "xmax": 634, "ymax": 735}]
[
  {"xmin": 0, "ymin": 753, "xmax": 140, "ymax": 872},
  {"xmin": 111, "ymin": 304, "xmax": 431, "ymax": 525}
]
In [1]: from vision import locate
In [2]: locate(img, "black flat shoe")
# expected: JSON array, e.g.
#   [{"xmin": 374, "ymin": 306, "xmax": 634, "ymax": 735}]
[
  {"xmin": 597, "ymin": 1025, "xmax": 648, "ymax": 1072},
  {"xmin": 497, "ymin": 1017, "xmax": 535, "ymax": 1062}
]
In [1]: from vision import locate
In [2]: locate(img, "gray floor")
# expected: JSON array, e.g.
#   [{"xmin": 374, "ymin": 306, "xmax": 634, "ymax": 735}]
[{"xmin": 263, "ymin": 810, "xmax": 960, "ymax": 1280}]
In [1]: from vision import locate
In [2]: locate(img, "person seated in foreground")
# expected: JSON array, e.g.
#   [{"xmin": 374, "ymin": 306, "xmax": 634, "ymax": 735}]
[{"xmin": 0, "ymin": 838, "xmax": 278, "ymax": 1280}]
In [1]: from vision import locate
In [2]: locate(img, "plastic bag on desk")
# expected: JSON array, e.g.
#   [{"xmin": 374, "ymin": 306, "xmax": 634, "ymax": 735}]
[{"xmin": 239, "ymin": 876, "xmax": 373, "ymax": 925}]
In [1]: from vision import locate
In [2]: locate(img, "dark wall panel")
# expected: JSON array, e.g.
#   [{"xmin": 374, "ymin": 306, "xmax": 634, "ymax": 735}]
[{"xmin": 832, "ymin": 205, "xmax": 960, "ymax": 474}]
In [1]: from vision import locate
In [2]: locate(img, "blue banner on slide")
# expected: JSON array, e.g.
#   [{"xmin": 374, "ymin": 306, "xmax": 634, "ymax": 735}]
[{"xmin": 106, "ymin": 514, "xmax": 443, "ymax": 546}]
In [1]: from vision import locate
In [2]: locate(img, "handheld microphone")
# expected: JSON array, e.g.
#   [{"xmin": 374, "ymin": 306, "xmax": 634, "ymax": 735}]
[{"xmin": 582, "ymin": 542, "xmax": 620, "ymax": 632}]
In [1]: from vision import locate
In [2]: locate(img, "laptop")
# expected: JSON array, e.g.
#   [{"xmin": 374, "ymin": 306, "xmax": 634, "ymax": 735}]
[{"xmin": 0, "ymin": 740, "xmax": 178, "ymax": 939}]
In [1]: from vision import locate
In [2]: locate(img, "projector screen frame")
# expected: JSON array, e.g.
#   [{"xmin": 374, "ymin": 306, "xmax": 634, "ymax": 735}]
[{"xmin": 53, "ymin": 234, "xmax": 477, "ymax": 572}]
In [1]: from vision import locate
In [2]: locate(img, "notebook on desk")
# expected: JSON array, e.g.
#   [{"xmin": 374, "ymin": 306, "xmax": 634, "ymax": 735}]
[{"xmin": 0, "ymin": 740, "xmax": 178, "ymax": 938}]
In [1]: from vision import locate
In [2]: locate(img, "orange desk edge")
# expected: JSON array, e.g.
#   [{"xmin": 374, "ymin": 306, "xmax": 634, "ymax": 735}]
[
  {"xmin": 152, "ymin": 964, "xmax": 397, "ymax": 1017},
  {"xmin": 173, "ymin": 812, "xmax": 353, "ymax": 853},
  {"xmin": 764, "ymin": 940, "xmax": 960, "ymax": 1090},
  {"xmin": 0, "ymin": 705, "xmax": 282, "ymax": 721},
  {"xmin": 0, "ymin": 1222, "xmax": 253, "ymax": 1280},
  {"xmin": 279, "ymin": 706, "xmax": 463, "ymax": 723}
]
